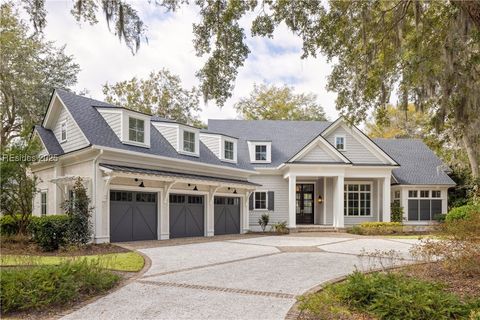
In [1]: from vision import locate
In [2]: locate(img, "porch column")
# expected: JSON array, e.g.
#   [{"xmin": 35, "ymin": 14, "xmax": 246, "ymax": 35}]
[
  {"xmin": 288, "ymin": 174, "xmax": 297, "ymax": 229},
  {"xmin": 242, "ymin": 191, "xmax": 250, "ymax": 234},
  {"xmin": 333, "ymin": 175, "xmax": 345, "ymax": 228},
  {"xmin": 160, "ymin": 187, "xmax": 170, "ymax": 240},
  {"xmin": 382, "ymin": 175, "xmax": 391, "ymax": 222},
  {"xmin": 206, "ymin": 187, "xmax": 216, "ymax": 237}
]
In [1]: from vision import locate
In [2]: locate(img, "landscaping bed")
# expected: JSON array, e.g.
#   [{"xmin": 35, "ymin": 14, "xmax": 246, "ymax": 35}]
[{"xmin": 298, "ymin": 263, "xmax": 480, "ymax": 320}]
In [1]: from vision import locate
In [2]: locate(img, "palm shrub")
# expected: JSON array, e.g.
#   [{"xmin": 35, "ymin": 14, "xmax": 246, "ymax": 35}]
[
  {"xmin": 258, "ymin": 213, "xmax": 269, "ymax": 232},
  {"xmin": 62, "ymin": 178, "xmax": 93, "ymax": 245}
]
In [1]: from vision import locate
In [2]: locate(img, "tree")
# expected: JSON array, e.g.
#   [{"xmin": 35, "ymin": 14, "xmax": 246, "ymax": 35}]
[
  {"xmin": 102, "ymin": 69, "xmax": 203, "ymax": 126},
  {"xmin": 235, "ymin": 84, "xmax": 327, "ymax": 121},
  {"xmin": 0, "ymin": 2, "xmax": 80, "ymax": 148},
  {"xmin": 0, "ymin": 139, "xmax": 40, "ymax": 234},
  {"xmin": 62, "ymin": 178, "xmax": 93, "ymax": 245}
]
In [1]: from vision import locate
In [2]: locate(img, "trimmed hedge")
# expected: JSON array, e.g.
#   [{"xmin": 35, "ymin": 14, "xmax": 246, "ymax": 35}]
[
  {"xmin": 445, "ymin": 204, "xmax": 480, "ymax": 222},
  {"xmin": 28, "ymin": 215, "xmax": 71, "ymax": 251},
  {"xmin": 349, "ymin": 222, "xmax": 403, "ymax": 235}
]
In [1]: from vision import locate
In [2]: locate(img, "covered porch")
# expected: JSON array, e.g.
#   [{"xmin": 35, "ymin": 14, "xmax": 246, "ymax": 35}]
[{"xmin": 284, "ymin": 165, "xmax": 393, "ymax": 229}]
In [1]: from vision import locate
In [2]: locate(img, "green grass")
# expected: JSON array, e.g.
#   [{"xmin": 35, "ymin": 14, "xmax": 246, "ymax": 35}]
[
  {"xmin": 1, "ymin": 260, "xmax": 120, "ymax": 314},
  {"xmin": 299, "ymin": 271, "xmax": 480, "ymax": 320},
  {"xmin": 0, "ymin": 251, "xmax": 144, "ymax": 272}
]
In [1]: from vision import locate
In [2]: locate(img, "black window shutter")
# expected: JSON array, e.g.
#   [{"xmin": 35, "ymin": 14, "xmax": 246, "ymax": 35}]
[
  {"xmin": 267, "ymin": 191, "xmax": 274, "ymax": 211},
  {"xmin": 249, "ymin": 193, "xmax": 254, "ymax": 210}
]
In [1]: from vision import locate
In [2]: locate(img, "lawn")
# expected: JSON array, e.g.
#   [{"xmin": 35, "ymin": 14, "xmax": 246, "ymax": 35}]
[{"xmin": 0, "ymin": 251, "xmax": 144, "ymax": 272}]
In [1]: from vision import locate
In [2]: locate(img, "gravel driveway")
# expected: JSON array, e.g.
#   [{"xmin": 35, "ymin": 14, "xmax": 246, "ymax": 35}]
[{"xmin": 62, "ymin": 234, "xmax": 421, "ymax": 320}]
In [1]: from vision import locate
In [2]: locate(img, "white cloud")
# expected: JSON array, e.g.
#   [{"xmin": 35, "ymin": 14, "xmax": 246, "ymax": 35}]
[{"xmin": 41, "ymin": 2, "xmax": 339, "ymax": 122}]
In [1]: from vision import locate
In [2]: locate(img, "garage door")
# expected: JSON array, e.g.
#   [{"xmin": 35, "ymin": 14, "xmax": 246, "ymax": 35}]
[
  {"xmin": 110, "ymin": 191, "xmax": 157, "ymax": 242},
  {"xmin": 169, "ymin": 194, "xmax": 204, "ymax": 238},
  {"xmin": 214, "ymin": 197, "xmax": 240, "ymax": 235}
]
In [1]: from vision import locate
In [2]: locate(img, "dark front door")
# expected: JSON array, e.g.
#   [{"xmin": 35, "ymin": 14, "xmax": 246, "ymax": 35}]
[
  {"xmin": 296, "ymin": 184, "xmax": 314, "ymax": 224},
  {"xmin": 214, "ymin": 197, "xmax": 240, "ymax": 235},
  {"xmin": 110, "ymin": 191, "xmax": 157, "ymax": 242}
]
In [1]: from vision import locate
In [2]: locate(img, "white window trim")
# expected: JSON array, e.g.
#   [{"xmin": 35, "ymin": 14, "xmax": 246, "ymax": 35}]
[
  {"xmin": 120, "ymin": 110, "xmax": 151, "ymax": 148},
  {"xmin": 408, "ymin": 189, "xmax": 444, "ymax": 200},
  {"xmin": 179, "ymin": 128, "xmax": 200, "ymax": 157},
  {"xmin": 248, "ymin": 141, "xmax": 272, "ymax": 163},
  {"xmin": 335, "ymin": 135, "xmax": 346, "ymax": 151},
  {"xmin": 253, "ymin": 191, "xmax": 268, "ymax": 211},
  {"xmin": 221, "ymin": 137, "xmax": 237, "ymax": 163},
  {"xmin": 60, "ymin": 120, "xmax": 67, "ymax": 143},
  {"xmin": 344, "ymin": 181, "xmax": 373, "ymax": 217},
  {"xmin": 128, "ymin": 116, "xmax": 146, "ymax": 144}
]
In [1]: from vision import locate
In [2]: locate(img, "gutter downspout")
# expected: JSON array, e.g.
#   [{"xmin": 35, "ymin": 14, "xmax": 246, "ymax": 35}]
[{"xmin": 92, "ymin": 149, "xmax": 103, "ymax": 243}]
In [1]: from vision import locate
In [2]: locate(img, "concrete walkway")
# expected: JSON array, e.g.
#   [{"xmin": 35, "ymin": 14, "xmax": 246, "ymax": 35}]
[{"xmin": 62, "ymin": 234, "xmax": 422, "ymax": 320}]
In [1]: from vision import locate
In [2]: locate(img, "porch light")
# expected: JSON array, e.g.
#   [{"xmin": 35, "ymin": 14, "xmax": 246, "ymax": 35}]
[
  {"xmin": 193, "ymin": 185, "xmax": 198, "ymax": 191},
  {"xmin": 135, "ymin": 178, "xmax": 145, "ymax": 188},
  {"xmin": 317, "ymin": 195, "xmax": 323, "ymax": 204}
]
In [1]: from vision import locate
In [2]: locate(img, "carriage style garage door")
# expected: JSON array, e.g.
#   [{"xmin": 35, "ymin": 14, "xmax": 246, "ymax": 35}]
[
  {"xmin": 110, "ymin": 191, "xmax": 157, "ymax": 242},
  {"xmin": 169, "ymin": 194, "xmax": 205, "ymax": 238},
  {"xmin": 214, "ymin": 197, "xmax": 240, "ymax": 235}
]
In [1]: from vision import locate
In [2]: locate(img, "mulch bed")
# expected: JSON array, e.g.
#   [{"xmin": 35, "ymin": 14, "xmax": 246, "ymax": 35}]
[{"xmin": 1, "ymin": 238, "xmax": 129, "ymax": 256}]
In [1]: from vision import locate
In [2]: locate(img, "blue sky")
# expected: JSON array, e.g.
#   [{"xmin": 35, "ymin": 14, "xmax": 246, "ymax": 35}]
[{"xmin": 41, "ymin": 1, "xmax": 339, "ymax": 122}]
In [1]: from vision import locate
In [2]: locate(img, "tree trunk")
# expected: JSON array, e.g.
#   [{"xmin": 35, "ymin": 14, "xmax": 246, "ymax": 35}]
[{"xmin": 462, "ymin": 134, "xmax": 479, "ymax": 178}]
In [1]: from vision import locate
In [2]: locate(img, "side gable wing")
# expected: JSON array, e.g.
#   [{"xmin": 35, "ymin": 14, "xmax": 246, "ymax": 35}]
[
  {"xmin": 288, "ymin": 135, "xmax": 351, "ymax": 164},
  {"xmin": 322, "ymin": 118, "xmax": 398, "ymax": 165}
]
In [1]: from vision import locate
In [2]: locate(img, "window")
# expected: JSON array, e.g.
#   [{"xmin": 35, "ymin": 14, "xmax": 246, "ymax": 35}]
[
  {"xmin": 344, "ymin": 183, "xmax": 371, "ymax": 216},
  {"xmin": 183, "ymin": 130, "xmax": 196, "ymax": 153},
  {"xmin": 224, "ymin": 140, "xmax": 234, "ymax": 160},
  {"xmin": 41, "ymin": 192, "xmax": 47, "ymax": 216},
  {"xmin": 420, "ymin": 190, "xmax": 429, "ymax": 198},
  {"xmin": 432, "ymin": 190, "xmax": 441, "ymax": 198},
  {"xmin": 128, "ymin": 117, "xmax": 145, "ymax": 143},
  {"xmin": 60, "ymin": 121, "xmax": 67, "ymax": 142},
  {"xmin": 255, "ymin": 145, "xmax": 267, "ymax": 161},
  {"xmin": 335, "ymin": 136, "xmax": 345, "ymax": 150},
  {"xmin": 408, "ymin": 190, "xmax": 418, "ymax": 198},
  {"xmin": 254, "ymin": 191, "xmax": 267, "ymax": 210},
  {"xmin": 394, "ymin": 191, "xmax": 400, "ymax": 199},
  {"xmin": 110, "ymin": 191, "xmax": 133, "ymax": 202}
]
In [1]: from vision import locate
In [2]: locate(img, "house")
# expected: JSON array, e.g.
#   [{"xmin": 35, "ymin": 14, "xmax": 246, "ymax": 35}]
[{"xmin": 31, "ymin": 89, "xmax": 456, "ymax": 242}]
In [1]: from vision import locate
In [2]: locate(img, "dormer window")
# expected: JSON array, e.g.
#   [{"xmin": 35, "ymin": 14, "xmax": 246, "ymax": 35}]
[
  {"xmin": 247, "ymin": 141, "xmax": 271, "ymax": 163},
  {"xmin": 183, "ymin": 130, "xmax": 196, "ymax": 153},
  {"xmin": 129, "ymin": 117, "xmax": 145, "ymax": 143},
  {"xmin": 335, "ymin": 135, "xmax": 345, "ymax": 150},
  {"xmin": 60, "ymin": 121, "xmax": 67, "ymax": 142},
  {"xmin": 255, "ymin": 145, "xmax": 267, "ymax": 161},
  {"xmin": 224, "ymin": 140, "xmax": 234, "ymax": 160}
]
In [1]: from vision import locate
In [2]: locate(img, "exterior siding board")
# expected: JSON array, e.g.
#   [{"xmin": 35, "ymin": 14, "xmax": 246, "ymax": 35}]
[
  {"xmin": 299, "ymin": 145, "xmax": 339, "ymax": 162},
  {"xmin": 53, "ymin": 106, "xmax": 89, "ymax": 153},
  {"xmin": 99, "ymin": 111, "xmax": 122, "ymax": 139},
  {"xmin": 247, "ymin": 175, "xmax": 288, "ymax": 229},
  {"xmin": 154, "ymin": 124, "xmax": 178, "ymax": 149},
  {"xmin": 200, "ymin": 135, "xmax": 220, "ymax": 158},
  {"xmin": 325, "ymin": 126, "xmax": 384, "ymax": 164}
]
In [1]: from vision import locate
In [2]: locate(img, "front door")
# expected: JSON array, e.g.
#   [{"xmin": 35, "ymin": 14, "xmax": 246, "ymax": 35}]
[{"xmin": 296, "ymin": 184, "xmax": 314, "ymax": 224}]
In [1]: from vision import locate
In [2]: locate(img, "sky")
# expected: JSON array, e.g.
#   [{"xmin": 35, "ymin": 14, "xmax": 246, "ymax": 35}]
[{"xmin": 40, "ymin": 1, "xmax": 339, "ymax": 122}]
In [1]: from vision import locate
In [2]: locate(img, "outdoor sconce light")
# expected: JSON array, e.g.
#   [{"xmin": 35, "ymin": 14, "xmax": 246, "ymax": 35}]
[
  {"xmin": 233, "ymin": 189, "xmax": 237, "ymax": 194},
  {"xmin": 135, "ymin": 178, "xmax": 145, "ymax": 188},
  {"xmin": 193, "ymin": 185, "xmax": 198, "ymax": 191},
  {"xmin": 317, "ymin": 195, "xmax": 323, "ymax": 204}
]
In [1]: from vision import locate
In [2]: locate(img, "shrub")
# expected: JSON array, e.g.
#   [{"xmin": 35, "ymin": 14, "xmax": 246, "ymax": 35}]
[
  {"xmin": 348, "ymin": 225, "xmax": 364, "ymax": 235},
  {"xmin": 28, "ymin": 215, "xmax": 71, "ymax": 251},
  {"xmin": 433, "ymin": 213, "xmax": 446, "ymax": 223},
  {"xmin": 62, "ymin": 179, "xmax": 93, "ymax": 245},
  {"xmin": 390, "ymin": 202, "xmax": 404, "ymax": 222},
  {"xmin": 258, "ymin": 213, "xmax": 269, "ymax": 232},
  {"xmin": 271, "ymin": 221, "xmax": 288, "ymax": 234},
  {"xmin": 299, "ymin": 271, "xmax": 480, "ymax": 320},
  {"xmin": 0, "ymin": 259, "xmax": 120, "ymax": 314},
  {"xmin": 445, "ymin": 204, "xmax": 480, "ymax": 222},
  {"xmin": 0, "ymin": 215, "xmax": 20, "ymax": 236},
  {"xmin": 355, "ymin": 222, "xmax": 403, "ymax": 235}
]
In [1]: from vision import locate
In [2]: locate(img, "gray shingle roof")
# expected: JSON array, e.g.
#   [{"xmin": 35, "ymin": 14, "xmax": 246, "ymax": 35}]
[
  {"xmin": 207, "ymin": 119, "xmax": 331, "ymax": 167},
  {"xmin": 52, "ymin": 89, "xmax": 254, "ymax": 171},
  {"xmin": 373, "ymin": 138, "xmax": 455, "ymax": 185},
  {"xmin": 34, "ymin": 125, "xmax": 64, "ymax": 155},
  {"xmin": 100, "ymin": 164, "xmax": 260, "ymax": 187}
]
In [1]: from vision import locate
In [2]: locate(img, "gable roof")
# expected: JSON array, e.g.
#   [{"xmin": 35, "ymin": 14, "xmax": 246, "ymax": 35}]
[
  {"xmin": 34, "ymin": 125, "xmax": 64, "ymax": 155},
  {"xmin": 208, "ymin": 119, "xmax": 332, "ymax": 167},
  {"xmin": 373, "ymin": 138, "xmax": 455, "ymax": 185},
  {"xmin": 40, "ymin": 89, "xmax": 254, "ymax": 171}
]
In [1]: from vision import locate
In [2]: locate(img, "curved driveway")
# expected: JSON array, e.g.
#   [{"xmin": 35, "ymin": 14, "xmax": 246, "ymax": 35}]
[{"xmin": 62, "ymin": 234, "xmax": 421, "ymax": 320}]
